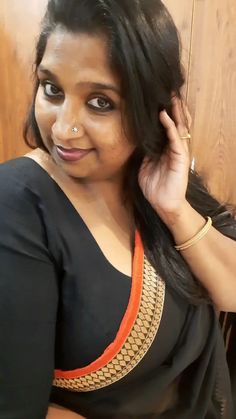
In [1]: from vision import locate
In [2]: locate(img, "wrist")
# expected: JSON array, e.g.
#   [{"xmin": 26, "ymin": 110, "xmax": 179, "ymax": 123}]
[
  {"xmin": 155, "ymin": 200, "xmax": 193, "ymax": 228},
  {"xmin": 156, "ymin": 201, "xmax": 206, "ymax": 246}
]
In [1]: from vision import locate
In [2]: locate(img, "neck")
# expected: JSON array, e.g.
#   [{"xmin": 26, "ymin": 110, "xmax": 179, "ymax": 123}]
[
  {"xmin": 44, "ymin": 149, "xmax": 134, "ymax": 230},
  {"xmin": 78, "ymin": 178, "xmax": 134, "ymax": 233}
]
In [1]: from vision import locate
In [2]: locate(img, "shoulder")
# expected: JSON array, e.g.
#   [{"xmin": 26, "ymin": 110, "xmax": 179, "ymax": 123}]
[
  {"xmin": 0, "ymin": 156, "xmax": 51, "ymax": 203},
  {"xmin": 0, "ymin": 157, "xmax": 51, "ymax": 220},
  {"xmin": 0, "ymin": 156, "xmax": 44, "ymax": 185},
  {"xmin": 0, "ymin": 156, "xmax": 63, "ymax": 264}
]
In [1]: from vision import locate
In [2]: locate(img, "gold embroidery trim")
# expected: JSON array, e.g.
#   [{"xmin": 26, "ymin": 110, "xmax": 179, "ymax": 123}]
[{"xmin": 53, "ymin": 256, "xmax": 165, "ymax": 392}]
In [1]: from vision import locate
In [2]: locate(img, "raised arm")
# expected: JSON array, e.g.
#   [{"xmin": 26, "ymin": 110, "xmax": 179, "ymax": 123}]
[{"xmin": 139, "ymin": 97, "xmax": 236, "ymax": 312}]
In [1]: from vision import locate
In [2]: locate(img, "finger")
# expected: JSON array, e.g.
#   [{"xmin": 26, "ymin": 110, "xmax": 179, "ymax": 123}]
[
  {"xmin": 185, "ymin": 105, "xmax": 192, "ymax": 129},
  {"xmin": 171, "ymin": 97, "xmax": 192, "ymax": 151},
  {"xmin": 160, "ymin": 110, "xmax": 191, "ymax": 156},
  {"xmin": 171, "ymin": 96, "xmax": 190, "ymax": 135},
  {"xmin": 170, "ymin": 99, "xmax": 192, "ymax": 152},
  {"xmin": 160, "ymin": 110, "xmax": 184, "ymax": 147}
]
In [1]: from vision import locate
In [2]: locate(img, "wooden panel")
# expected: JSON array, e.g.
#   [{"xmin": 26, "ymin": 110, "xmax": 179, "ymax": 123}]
[
  {"xmin": 163, "ymin": 0, "xmax": 194, "ymax": 99},
  {"xmin": 0, "ymin": 0, "xmax": 47, "ymax": 162},
  {"xmin": 187, "ymin": 0, "xmax": 236, "ymax": 204}
]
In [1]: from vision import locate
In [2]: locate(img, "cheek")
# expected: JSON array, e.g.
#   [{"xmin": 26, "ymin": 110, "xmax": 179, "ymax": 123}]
[
  {"xmin": 98, "ymin": 128, "xmax": 135, "ymax": 167},
  {"xmin": 92, "ymin": 114, "xmax": 133, "ymax": 152},
  {"xmin": 91, "ymin": 115, "xmax": 134, "ymax": 167},
  {"xmin": 35, "ymin": 91, "xmax": 55, "ymax": 135},
  {"xmin": 105, "ymin": 123, "xmax": 135, "ymax": 161}
]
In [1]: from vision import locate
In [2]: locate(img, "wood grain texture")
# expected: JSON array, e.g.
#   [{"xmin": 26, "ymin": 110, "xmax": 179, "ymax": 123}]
[
  {"xmin": 187, "ymin": 0, "xmax": 236, "ymax": 204},
  {"xmin": 163, "ymin": 0, "xmax": 194, "ymax": 99},
  {"xmin": 0, "ymin": 0, "xmax": 47, "ymax": 162}
]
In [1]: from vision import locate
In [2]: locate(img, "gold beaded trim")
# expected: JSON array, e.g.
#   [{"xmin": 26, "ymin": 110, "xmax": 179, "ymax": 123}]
[{"xmin": 53, "ymin": 256, "xmax": 165, "ymax": 392}]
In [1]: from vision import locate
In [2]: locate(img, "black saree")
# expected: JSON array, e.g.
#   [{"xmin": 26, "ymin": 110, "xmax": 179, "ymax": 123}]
[{"xmin": 51, "ymin": 232, "xmax": 234, "ymax": 418}]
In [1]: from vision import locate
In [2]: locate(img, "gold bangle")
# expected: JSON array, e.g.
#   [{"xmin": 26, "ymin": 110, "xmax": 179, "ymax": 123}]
[{"xmin": 174, "ymin": 216, "xmax": 212, "ymax": 251}]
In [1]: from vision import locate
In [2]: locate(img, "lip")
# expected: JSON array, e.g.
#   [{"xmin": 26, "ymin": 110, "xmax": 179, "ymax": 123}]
[{"xmin": 55, "ymin": 145, "xmax": 93, "ymax": 162}]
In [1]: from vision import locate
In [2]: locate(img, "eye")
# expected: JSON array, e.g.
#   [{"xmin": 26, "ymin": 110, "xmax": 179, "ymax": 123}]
[
  {"xmin": 40, "ymin": 81, "xmax": 63, "ymax": 98},
  {"xmin": 87, "ymin": 97, "xmax": 114, "ymax": 112}
]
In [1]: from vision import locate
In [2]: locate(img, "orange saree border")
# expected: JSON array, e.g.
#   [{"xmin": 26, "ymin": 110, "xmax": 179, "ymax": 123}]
[{"xmin": 54, "ymin": 231, "xmax": 144, "ymax": 380}]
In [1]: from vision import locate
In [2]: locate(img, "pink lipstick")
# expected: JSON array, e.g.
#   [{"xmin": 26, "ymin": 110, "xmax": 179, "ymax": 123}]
[{"xmin": 56, "ymin": 146, "xmax": 93, "ymax": 162}]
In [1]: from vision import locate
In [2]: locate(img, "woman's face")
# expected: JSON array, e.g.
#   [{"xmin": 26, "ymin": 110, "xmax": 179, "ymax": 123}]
[{"xmin": 35, "ymin": 28, "xmax": 135, "ymax": 181}]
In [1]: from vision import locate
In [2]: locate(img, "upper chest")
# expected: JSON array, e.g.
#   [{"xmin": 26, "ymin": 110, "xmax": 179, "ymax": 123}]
[{"xmin": 26, "ymin": 150, "xmax": 134, "ymax": 277}]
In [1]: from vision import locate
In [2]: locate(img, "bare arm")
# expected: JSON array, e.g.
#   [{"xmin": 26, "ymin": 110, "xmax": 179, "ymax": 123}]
[
  {"xmin": 138, "ymin": 97, "xmax": 236, "ymax": 312},
  {"xmin": 166, "ymin": 201, "xmax": 236, "ymax": 312}
]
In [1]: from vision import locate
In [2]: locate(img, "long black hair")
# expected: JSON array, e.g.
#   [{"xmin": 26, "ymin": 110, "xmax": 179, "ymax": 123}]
[{"xmin": 24, "ymin": 0, "xmax": 235, "ymax": 304}]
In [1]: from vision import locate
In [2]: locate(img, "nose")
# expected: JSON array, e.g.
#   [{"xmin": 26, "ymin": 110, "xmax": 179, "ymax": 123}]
[{"xmin": 51, "ymin": 100, "xmax": 85, "ymax": 143}]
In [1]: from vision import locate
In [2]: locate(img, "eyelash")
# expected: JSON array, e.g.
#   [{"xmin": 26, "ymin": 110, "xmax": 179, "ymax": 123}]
[{"xmin": 39, "ymin": 81, "xmax": 115, "ymax": 112}]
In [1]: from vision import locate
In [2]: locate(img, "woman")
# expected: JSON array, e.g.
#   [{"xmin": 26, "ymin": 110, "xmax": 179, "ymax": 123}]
[{"xmin": 0, "ymin": 0, "xmax": 236, "ymax": 418}]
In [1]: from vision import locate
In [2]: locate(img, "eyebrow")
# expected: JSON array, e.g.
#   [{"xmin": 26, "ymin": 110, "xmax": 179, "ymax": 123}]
[{"xmin": 37, "ymin": 66, "xmax": 121, "ymax": 95}]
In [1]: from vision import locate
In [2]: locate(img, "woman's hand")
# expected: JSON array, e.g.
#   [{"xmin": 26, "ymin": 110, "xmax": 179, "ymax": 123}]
[{"xmin": 138, "ymin": 96, "xmax": 192, "ymax": 226}]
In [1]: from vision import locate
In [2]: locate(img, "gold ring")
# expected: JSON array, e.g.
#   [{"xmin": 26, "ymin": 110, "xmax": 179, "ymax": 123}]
[{"xmin": 180, "ymin": 133, "xmax": 191, "ymax": 140}]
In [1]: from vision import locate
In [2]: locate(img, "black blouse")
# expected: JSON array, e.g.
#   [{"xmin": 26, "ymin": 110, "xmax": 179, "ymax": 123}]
[{"xmin": 0, "ymin": 157, "xmax": 233, "ymax": 419}]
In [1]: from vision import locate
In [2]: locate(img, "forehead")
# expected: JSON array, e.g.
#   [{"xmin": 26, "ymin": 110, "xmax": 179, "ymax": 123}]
[{"xmin": 40, "ymin": 28, "xmax": 119, "ymax": 85}]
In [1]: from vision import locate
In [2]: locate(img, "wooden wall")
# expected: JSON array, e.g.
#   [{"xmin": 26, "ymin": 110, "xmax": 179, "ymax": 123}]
[
  {"xmin": 0, "ymin": 0, "xmax": 236, "ymax": 205},
  {"xmin": 0, "ymin": 0, "xmax": 47, "ymax": 161},
  {"xmin": 164, "ymin": 0, "xmax": 236, "ymax": 205}
]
